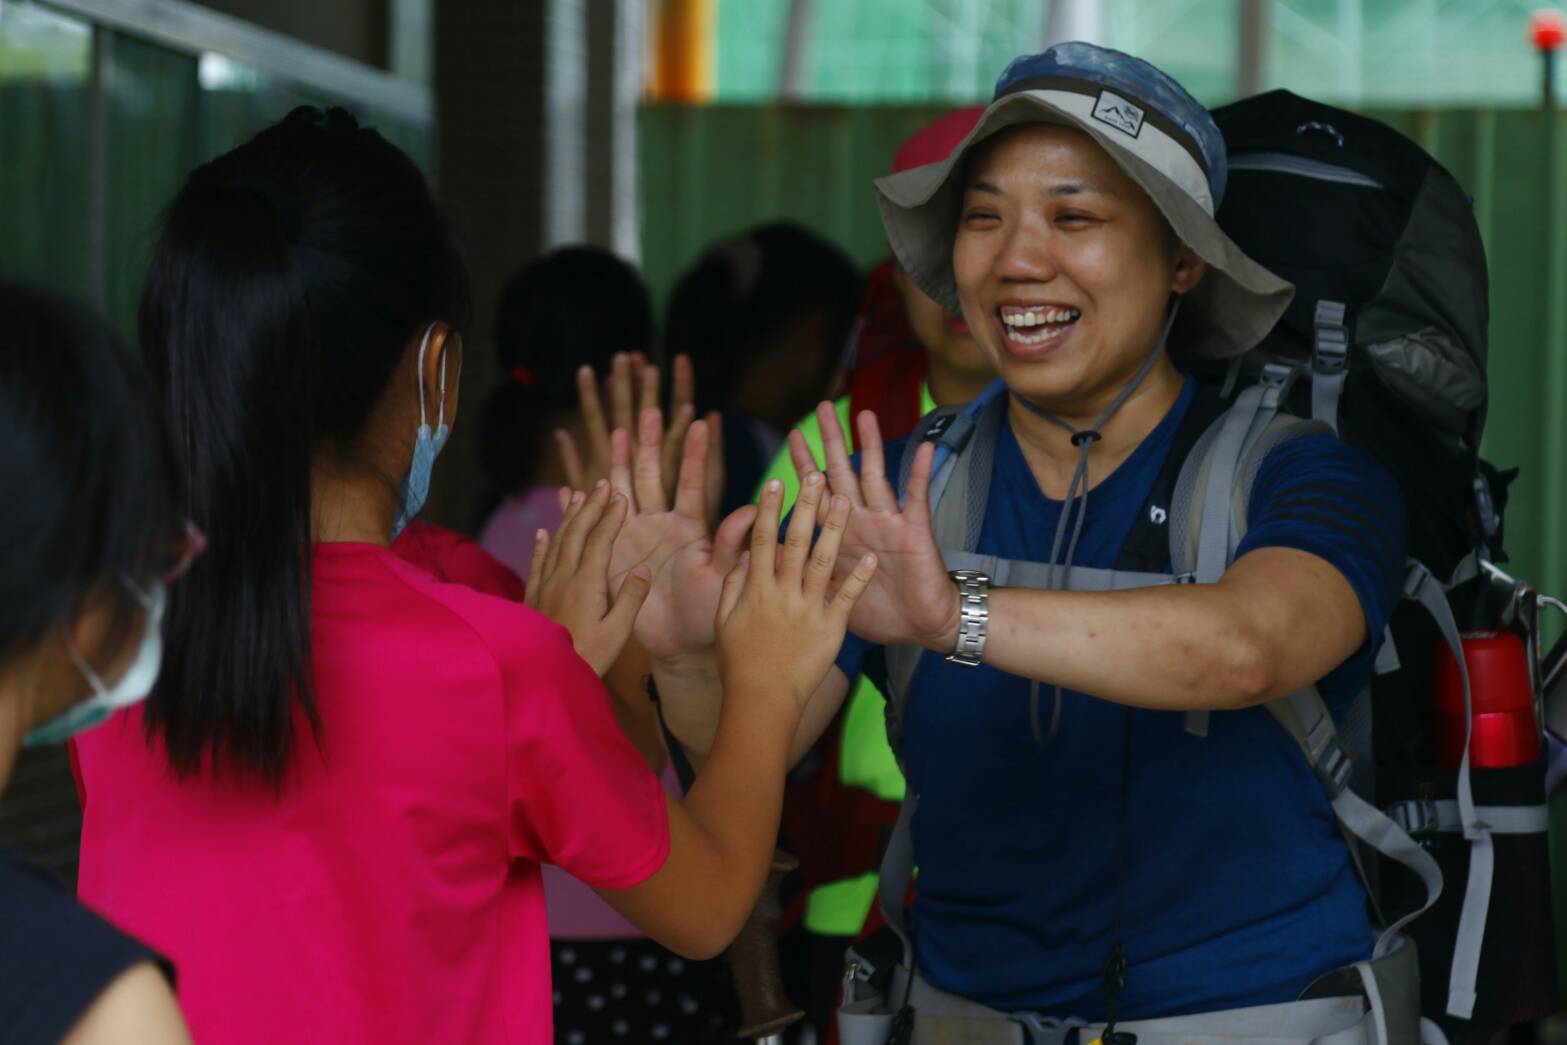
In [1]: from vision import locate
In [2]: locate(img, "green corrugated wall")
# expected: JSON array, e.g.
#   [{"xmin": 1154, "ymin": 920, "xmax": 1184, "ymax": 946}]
[{"xmin": 640, "ymin": 103, "xmax": 1567, "ymax": 611}]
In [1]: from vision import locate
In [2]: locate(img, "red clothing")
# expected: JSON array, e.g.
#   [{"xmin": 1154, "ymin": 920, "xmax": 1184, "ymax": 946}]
[
  {"xmin": 393, "ymin": 519, "xmax": 530, "ymax": 601},
  {"xmin": 73, "ymin": 540, "xmax": 669, "ymax": 1044}
]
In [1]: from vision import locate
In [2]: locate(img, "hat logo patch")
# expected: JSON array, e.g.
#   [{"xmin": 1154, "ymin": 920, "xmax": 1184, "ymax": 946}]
[{"xmin": 1092, "ymin": 90, "xmax": 1145, "ymax": 138}]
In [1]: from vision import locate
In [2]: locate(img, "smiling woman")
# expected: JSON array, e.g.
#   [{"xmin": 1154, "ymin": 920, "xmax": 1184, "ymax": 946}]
[
  {"xmin": 780, "ymin": 41, "xmax": 1412, "ymax": 1043},
  {"xmin": 952, "ymin": 123, "xmax": 1205, "ymax": 420}
]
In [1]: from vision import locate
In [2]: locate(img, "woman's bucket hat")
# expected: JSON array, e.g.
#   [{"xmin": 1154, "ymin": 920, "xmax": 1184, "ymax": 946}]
[{"xmin": 875, "ymin": 41, "xmax": 1294, "ymax": 359}]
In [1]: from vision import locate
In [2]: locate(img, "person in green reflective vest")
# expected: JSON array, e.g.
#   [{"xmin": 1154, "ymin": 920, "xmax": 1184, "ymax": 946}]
[{"xmin": 751, "ymin": 107, "xmax": 995, "ymax": 1037}]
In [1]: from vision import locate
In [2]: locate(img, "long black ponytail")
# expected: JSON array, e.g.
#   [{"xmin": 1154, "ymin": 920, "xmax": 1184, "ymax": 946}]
[{"xmin": 139, "ymin": 106, "xmax": 468, "ymax": 782}]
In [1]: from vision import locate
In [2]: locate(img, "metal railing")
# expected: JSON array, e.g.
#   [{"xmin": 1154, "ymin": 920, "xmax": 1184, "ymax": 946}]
[{"xmin": 42, "ymin": 0, "xmax": 431, "ymax": 124}]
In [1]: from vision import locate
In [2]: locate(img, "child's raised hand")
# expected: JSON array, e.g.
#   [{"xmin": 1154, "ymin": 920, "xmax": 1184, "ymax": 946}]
[
  {"xmin": 525, "ymin": 481, "xmax": 651, "ymax": 676},
  {"xmin": 714, "ymin": 471, "xmax": 877, "ymax": 715}
]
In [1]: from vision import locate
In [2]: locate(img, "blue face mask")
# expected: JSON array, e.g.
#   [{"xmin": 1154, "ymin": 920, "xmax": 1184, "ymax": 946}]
[
  {"xmin": 24, "ymin": 581, "xmax": 167, "ymax": 747},
  {"xmin": 390, "ymin": 324, "xmax": 451, "ymax": 541}
]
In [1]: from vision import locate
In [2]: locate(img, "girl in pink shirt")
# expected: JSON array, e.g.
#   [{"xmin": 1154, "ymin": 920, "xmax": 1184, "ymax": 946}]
[{"xmin": 72, "ymin": 106, "xmax": 875, "ymax": 1045}]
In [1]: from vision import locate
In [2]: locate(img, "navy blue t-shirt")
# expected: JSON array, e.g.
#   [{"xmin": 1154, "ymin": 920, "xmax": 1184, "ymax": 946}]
[{"xmin": 833, "ymin": 379, "xmax": 1406, "ymax": 1021}]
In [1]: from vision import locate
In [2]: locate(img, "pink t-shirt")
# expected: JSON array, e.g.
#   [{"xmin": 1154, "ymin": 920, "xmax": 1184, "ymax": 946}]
[{"xmin": 72, "ymin": 541, "xmax": 670, "ymax": 1044}]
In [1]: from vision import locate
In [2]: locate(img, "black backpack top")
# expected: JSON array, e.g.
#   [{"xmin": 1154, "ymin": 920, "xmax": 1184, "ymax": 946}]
[{"xmin": 1189, "ymin": 89, "xmax": 1500, "ymax": 578}]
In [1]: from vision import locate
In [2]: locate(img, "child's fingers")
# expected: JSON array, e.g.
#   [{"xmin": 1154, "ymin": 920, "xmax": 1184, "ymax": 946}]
[
  {"xmin": 604, "ymin": 564, "xmax": 652, "ymax": 638},
  {"xmin": 805, "ymin": 494, "xmax": 850, "ymax": 600},
  {"xmin": 581, "ymin": 493, "xmax": 630, "ymax": 580},
  {"xmin": 556, "ymin": 485, "xmax": 572, "ymax": 516},
  {"xmin": 524, "ymin": 529, "xmax": 548, "ymax": 608},
  {"xmin": 715, "ymin": 551, "xmax": 751, "ymax": 626},
  {"xmin": 750, "ymin": 479, "xmax": 784, "ymax": 568},
  {"xmin": 557, "ymin": 482, "xmax": 610, "ymax": 571},
  {"xmin": 781, "ymin": 472, "xmax": 824, "ymax": 580},
  {"xmin": 830, "ymin": 554, "xmax": 880, "ymax": 624},
  {"xmin": 541, "ymin": 490, "xmax": 582, "ymax": 579},
  {"xmin": 712, "ymin": 503, "xmax": 759, "ymax": 572}
]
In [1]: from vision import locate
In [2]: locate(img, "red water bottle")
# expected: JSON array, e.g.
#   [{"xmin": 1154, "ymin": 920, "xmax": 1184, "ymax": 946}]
[{"xmin": 1432, "ymin": 630, "xmax": 1543, "ymax": 769}]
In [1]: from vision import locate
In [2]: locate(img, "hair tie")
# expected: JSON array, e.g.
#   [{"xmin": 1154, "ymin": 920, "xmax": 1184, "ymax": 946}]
[{"xmin": 510, "ymin": 365, "xmax": 537, "ymax": 390}]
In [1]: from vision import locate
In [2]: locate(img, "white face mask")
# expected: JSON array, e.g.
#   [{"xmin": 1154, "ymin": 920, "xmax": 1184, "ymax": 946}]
[{"xmin": 23, "ymin": 581, "xmax": 167, "ymax": 747}]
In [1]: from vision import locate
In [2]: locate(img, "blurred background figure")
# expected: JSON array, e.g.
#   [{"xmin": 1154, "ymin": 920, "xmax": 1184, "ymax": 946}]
[
  {"xmin": 476, "ymin": 246, "xmax": 656, "ymax": 571},
  {"xmin": 665, "ymin": 221, "xmax": 863, "ymax": 516}
]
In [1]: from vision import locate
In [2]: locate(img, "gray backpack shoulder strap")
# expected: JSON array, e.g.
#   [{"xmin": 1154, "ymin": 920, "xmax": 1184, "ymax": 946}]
[
  {"xmin": 1168, "ymin": 366, "xmax": 1331, "ymax": 736},
  {"xmin": 1169, "ymin": 365, "xmax": 1333, "ymax": 580}
]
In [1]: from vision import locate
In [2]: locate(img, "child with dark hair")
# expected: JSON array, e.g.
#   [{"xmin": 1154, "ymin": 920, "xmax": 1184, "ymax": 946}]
[
  {"xmin": 70, "ymin": 106, "xmax": 875, "ymax": 1044},
  {"xmin": 665, "ymin": 221, "xmax": 864, "ymax": 516},
  {"xmin": 477, "ymin": 246, "xmax": 656, "ymax": 573},
  {"xmin": 0, "ymin": 281, "xmax": 194, "ymax": 1044}
]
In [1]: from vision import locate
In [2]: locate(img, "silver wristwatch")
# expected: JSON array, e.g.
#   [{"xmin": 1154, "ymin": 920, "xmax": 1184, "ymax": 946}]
[{"xmin": 945, "ymin": 570, "xmax": 991, "ymax": 667}]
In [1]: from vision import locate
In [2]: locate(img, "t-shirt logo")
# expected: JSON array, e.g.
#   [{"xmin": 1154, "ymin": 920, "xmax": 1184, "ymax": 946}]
[
  {"xmin": 1149, "ymin": 504, "xmax": 1168, "ymax": 525},
  {"xmin": 1093, "ymin": 90, "xmax": 1145, "ymax": 138}
]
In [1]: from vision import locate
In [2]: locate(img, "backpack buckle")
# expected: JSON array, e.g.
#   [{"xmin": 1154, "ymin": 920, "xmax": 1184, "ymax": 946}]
[
  {"xmin": 1314, "ymin": 737, "xmax": 1354, "ymax": 798},
  {"xmin": 1313, "ymin": 300, "xmax": 1350, "ymax": 374},
  {"xmin": 1387, "ymin": 798, "xmax": 1445, "ymax": 837},
  {"xmin": 1259, "ymin": 362, "xmax": 1297, "ymax": 390}
]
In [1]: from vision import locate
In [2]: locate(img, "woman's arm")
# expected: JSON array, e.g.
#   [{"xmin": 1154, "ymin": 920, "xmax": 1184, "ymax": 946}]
[
  {"xmin": 953, "ymin": 546, "xmax": 1365, "ymax": 709},
  {"xmin": 808, "ymin": 405, "xmax": 1371, "ymax": 712}
]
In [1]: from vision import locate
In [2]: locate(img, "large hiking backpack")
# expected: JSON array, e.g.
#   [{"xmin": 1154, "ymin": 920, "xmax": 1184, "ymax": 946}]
[{"xmin": 1202, "ymin": 89, "xmax": 1555, "ymax": 1038}]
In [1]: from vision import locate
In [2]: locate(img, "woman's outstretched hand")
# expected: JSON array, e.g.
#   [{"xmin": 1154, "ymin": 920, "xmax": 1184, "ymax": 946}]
[
  {"xmin": 715, "ymin": 471, "xmax": 878, "ymax": 712},
  {"xmin": 793, "ymin": 403, "xmax": 960, "ymax": 651},
  {"xmin": 525, "ymin": 481, "xmax": 651, "ymax": 676}
]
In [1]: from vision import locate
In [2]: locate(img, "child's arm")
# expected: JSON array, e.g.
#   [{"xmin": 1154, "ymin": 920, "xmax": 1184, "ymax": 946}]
[{"xmin": 595, "ymin": 477, "xmax": 876, "ymax": 958}]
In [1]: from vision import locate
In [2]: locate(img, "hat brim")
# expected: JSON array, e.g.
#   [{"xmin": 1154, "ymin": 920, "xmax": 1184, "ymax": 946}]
[{"xmin": 875, "ymin": 91, "xmax": 1293, "ymax": 360}]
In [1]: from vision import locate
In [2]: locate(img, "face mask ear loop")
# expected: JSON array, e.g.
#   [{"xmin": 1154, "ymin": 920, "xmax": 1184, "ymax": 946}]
[
  {"xmin": 434, "ymin": 325, "xmax": 450, "ymax": 430},
  {"xmin": 65, "ymin": 636, "xmax": 109, "ymax": 701},
  {"xmin": 415, "ymin": 322, "xmax": 438, "ymax": 429}
]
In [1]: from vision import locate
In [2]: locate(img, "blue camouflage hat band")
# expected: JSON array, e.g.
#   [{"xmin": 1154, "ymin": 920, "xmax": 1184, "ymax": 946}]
[
  {"xmin": 995, "ymin": 74, "xmax": 1211, "ymax": 190},
  {"xmin": 994, "ymin": 42, "xmax": 1229, "ymax": 205}
]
